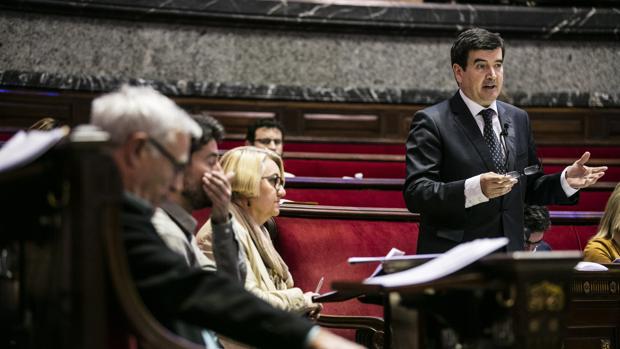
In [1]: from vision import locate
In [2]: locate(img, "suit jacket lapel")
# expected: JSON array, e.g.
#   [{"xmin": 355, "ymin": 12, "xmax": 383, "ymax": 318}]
[
  {"xmin": 450, "ymin": 92, "xmax": 495, "ymax": 172},
  {"xmin": 497, "ymin": 102, "xmax": 516, "ymax": 172}
]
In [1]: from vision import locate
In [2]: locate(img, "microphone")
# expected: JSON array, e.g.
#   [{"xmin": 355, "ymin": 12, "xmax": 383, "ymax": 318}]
[{"xmin": 500, "ymin": 123, "xmax": 509, "ymax": 136}]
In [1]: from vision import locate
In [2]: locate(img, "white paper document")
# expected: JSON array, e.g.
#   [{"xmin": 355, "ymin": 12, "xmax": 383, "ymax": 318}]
[
  {"xmin": 364, "ymin": 237, "xmax": 508, "ymax": 287},
  {"xmin": 0, "ymin": 128, "xmax": 68, "ymax": 174},
  {"xmin": 348, "ymin": 254, "xmax": 440, "ymax": 264},
  {"xmin": 368, "ymin": 248, "xmax": 405, "ymax": 278},
  {"xmin": 574, "ymin": 261, "xmax": 608, "ymax": 271}
]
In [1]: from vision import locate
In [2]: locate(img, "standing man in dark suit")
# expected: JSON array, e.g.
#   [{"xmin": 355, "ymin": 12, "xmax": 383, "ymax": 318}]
[
  {"xmin": 404, "ymin": 28, "xmax": 607, "ymax": 253},
  {"xmin": 91, "ymin": 85, "xmax": 362, "ymax": 349}
]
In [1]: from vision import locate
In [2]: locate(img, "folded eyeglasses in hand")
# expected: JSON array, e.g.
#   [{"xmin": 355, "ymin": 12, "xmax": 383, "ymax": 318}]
[{"xmin": 506, "ymin": 164, "xmax": 540, "ymax": 179}]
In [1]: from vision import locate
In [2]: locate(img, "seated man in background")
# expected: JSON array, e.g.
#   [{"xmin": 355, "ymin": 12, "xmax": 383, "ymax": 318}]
[
  {"xmin": 523, "ymin": 205, "xmax": 552, "ymax": 252},
  {"xmin": 245, "ymin": 118, "xmax": 294, "ymax": 177},
  {"xmin": 90, "ymin": 85, "xmax": 362, "ymax": 349},
  {"xmin": 152, "ymin": 113, "xmax": 245, "ymax": 282}
]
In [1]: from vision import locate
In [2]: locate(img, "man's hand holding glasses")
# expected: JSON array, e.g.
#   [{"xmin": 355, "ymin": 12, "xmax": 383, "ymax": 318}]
[
  {"xmin": 480, "ymin": 172, "xmax": 517, "ymax": 199},
  {"xmin": 505, "ymin": 164, "xmax": 540, "ymax": 180},
  {"xmin": 481, "ymin": 165, "xmax": 540, "ymax": 199}
]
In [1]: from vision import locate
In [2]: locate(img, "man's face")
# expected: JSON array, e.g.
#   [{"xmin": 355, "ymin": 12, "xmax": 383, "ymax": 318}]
[
  {"xmin": 181, "ymin": 139, "xmax": 221, "ymax": 209},
  {"xmin": 525, "ymin": 231, "xmax": 545, "ymax": 252},
  {"xmin": 252, "ymin": 127, "xmax": 283, "ymax": 155},
  {"xmin": 142, "ymin": 132, "xmax": 190, "ymax": 207},
  {"xmin": 453, "ymin": 47, "xmax": 503, "ymax": 107}
]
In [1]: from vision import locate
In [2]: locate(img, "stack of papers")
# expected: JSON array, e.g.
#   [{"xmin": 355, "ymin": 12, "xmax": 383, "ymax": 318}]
[
  {"xmin": 0, "ymin": 128, "xmax": 68, "ymax": 173},
  {"xmin": 364, "ymin": 237, "xmax": 508, "ymax": 287}
]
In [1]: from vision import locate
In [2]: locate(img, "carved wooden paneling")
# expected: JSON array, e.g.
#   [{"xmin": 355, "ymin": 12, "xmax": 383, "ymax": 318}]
[
  {"xmin": 0, "ymin": 88, "xmax": 618, "ymax": 145},
  {"xmin": 0, "ymin": 90, "xmax": 91, "ymax": 128},
  {"xmin": 199, "ymin": 110, "xmax": 276, "ymax": 136},
  {"xmin": 527, "ymin": 107, "xmax": 620, "ymax": 145},
  {"xmin": 302, "ymin": 113, "xmax": 380, "ymax": 137}
]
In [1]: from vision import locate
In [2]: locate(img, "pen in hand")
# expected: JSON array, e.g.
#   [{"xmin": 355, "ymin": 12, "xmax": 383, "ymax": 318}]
[{"xmin": 314, "ymin": 276, "xmax": 324, "ymax": 294}]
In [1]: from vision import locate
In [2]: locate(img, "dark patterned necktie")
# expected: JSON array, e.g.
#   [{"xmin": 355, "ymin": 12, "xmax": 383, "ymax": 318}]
[{"xmin": 480, "ymin": 108, "xmax": 506, "ymax": 174}]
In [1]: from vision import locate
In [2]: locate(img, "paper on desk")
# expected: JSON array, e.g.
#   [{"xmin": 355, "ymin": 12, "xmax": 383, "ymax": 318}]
[
  {"xmin": 368, "ymin": 247, "xmax": 405, "ymax": 278},
  {"xmin": 348, "ymin": 254, "xmax": 440, "ymax": 264},
  {"xmin": 364, "ymin": 237, "xmax": 508, "ymax": 287},
  {"xmin": 0, "ymin": 128, "xmax": 68, "ymax": 174},
  {"xmin": 574, "ymin": 261, "xmax": 608, "ymax": 271}
]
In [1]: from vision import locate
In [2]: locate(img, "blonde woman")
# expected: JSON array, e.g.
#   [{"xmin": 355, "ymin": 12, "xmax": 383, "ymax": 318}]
[
  {"xmin": 583, "ymin": 183, "xmax": 620, "ymax": 264},
  {"xmin": 197, "ymin": 146, "xmax": 321, "ymax": 316}
]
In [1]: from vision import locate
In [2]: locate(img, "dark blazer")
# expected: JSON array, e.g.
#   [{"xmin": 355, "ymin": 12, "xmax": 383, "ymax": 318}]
[
  {"xmin": 122, "ymin": 193, "xmax": 313, "ymax": 348},
  {"xmin": 404, "ymin": 92, "xmax": 577, "ymax": 253}
]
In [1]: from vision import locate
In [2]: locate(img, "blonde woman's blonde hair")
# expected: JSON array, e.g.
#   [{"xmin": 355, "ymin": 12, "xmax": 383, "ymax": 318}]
[
  {"xmin": 592, "ymin": 183, "xmax": 620, "ymax": 240},
  {"xmin": 220, "ymin": 146, "xmax": 284, "ymax": 201}
]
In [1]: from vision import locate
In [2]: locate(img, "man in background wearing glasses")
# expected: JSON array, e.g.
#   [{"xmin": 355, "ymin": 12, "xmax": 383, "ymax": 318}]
[
  {"xmin": 246, "ymin": 118, "xmax": 295, "ymax": 177},
  {"xmin": 523, "ymin": 205, "xmax": 552, "ymax": 252}
]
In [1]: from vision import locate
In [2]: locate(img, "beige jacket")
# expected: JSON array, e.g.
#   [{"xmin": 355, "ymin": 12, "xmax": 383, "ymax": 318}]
[{"xmin": 197, "ymin": 216, "xmax": 309, "ymax": 313}]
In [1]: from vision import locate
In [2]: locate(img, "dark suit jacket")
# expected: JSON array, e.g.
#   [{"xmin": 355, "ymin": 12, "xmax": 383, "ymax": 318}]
[
  {"xmin": 122, "ymin": 193, "xmax": 313, "ymax": 348},
  {"xmin": 403, "ymin": 92, "xmax": 577, "ymax": 253}
]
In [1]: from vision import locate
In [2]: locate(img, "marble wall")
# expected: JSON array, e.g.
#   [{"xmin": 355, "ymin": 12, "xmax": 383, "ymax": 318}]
[{"xmin": 1, "ymin": 10, "xmax": 619, "ymax": 106}]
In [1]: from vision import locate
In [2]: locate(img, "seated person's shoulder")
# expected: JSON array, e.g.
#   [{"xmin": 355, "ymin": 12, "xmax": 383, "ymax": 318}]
[{"xmin": 583, "ymin": 237, "xmax": 616, "ymax": 264}]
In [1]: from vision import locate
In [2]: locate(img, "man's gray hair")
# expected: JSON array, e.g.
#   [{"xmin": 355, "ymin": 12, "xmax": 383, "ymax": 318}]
[{"xmin": 90, "ymin": 85, "xmax": 201, "ymax": 145}]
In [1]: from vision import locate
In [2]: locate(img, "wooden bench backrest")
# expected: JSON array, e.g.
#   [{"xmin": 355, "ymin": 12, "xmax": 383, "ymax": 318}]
[
  {"xmin": 283, "ymin": 177, "xmax": 616, "ymax": 211},
  {"xmin": 272, "ymin": 205, "xmax": 602, "ymax": 318}
]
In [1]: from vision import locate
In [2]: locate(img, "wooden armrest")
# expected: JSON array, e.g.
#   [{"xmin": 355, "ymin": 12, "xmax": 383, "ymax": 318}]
[
  {"xmin": 317, "ymin": 314, "xmax": 384, "ymax": 333},
  {"xmin": 104, "ymin": 199, "xmax": 203, "ymax": 349},
  {"xmin": 317, "ymin": 315, "xmax": 385, "ymax": 349}
]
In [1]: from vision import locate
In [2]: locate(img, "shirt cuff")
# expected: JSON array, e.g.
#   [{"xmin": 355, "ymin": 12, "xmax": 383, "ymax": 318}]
[
  {"xmin": 304, "ymin": 326, "xmax": 321, "ymax": 348},
  {"xmin": 210, "ymin": 213, "xmax": 233, "ymax": 230},
  {"xmin": 560, "ymin": 167, "xmax": 580, "ymax": 197},
  {"xmin": 465, "ymin": 175, "xmax": 489, "ymax": 208}
]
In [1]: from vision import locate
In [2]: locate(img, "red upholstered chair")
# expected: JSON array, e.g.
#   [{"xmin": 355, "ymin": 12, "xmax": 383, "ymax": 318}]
[
  {"xmin": 284, "ymin": 158, "xmax": 406, "ymax": 178},
  {"xmin": 538, "ymin": 146, "xmax": 620, "ymax": 159},
  {"xmin": 285, "ymin": 188, "xmax": 406, "ymax": 208},
  {"xmin": 220, "ymin": 140, "xmax": 405, "ymax": 155},
  {"xmin": 543, "ymin": 225, "xmax": 599, "ymax": 251},
  {"xmin": 542, "ymin": 212, "xmax": 601, "ymax": 251},
  {"xmin": 272, "ymin": 205, "xmax": 419, "ymax": 346},
  {"xmin": 544, "ymin": 164, "xmax": 620, "ymax": 182}
]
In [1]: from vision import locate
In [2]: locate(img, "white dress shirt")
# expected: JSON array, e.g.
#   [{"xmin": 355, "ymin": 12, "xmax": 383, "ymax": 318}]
[{"xmin": 459, "ymin": 90, "xmax": 578, "ymax": 208}]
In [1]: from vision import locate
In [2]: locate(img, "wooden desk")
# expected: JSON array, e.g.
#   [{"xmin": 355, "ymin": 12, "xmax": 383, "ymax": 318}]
[
  {"xmin": 332, "ymin": 252, "xmax": 582, "ymax": 349},
  {"xmin": 566, "ymin": 269, "xmax": 620, "ymax": 349}
]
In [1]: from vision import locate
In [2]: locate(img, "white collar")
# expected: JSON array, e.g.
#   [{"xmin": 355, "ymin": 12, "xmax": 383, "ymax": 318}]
[{"xmin": 459, "ymin": 89, "xmax": 498, "ymax": 118}]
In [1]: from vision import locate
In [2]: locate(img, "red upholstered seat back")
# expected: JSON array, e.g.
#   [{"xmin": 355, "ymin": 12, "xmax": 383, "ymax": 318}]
[
  {"xmin": 547, "ymin": 191, "xmax": 611, "ymax": 212},
  {"xmin": 274, "ymin": 216, "xmax": 419, "ymax": 318},
  {"xmin": 284, "ymin": 159, "xmax": 405, "ymax": 178},
  {"xmin": 285, "ymin": 188, "xmax": 406, "ymax": 208},
  {"xmin": 286, "ymin": 186, "xmax": 610, "ymax": 211},
  {"xmin": 540, "ymin": 225, "xmax": 598, "ymax": 251},
  {"xmin": 221, "ymin": 140, "xmax": 618, "ymax": 159},
  {"xmin": 538, "ymin": 146, "xmax": 619, "ymax": 159},
  {"xmin": 221, "ymin": 140, "xmax": 404, "ymax": 155},
  {"xmin": 544, "ymin": 165, "xmax": 620, "ymax": 182}
]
